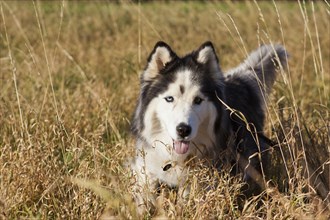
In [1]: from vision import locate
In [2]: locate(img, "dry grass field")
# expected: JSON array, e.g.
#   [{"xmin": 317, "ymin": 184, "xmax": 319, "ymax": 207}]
[{"xmin": 1, "ymin": 1, "xmax": 329, "ymax": 219}]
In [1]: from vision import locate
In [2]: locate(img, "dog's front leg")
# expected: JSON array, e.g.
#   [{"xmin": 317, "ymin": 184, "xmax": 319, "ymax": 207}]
[{"xmin": 131, "ymin": 164, "xmax": 158, "ymax": 215}]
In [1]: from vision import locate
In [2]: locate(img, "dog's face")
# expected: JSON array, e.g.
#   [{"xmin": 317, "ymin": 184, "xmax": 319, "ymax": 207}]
[
  {"xmin": 156, "ymin": 68, "xmax": 210, "ymax": 154},
  {"xmin": 134, "ymin": 42, "xmax": 224, "ymax": 155}
]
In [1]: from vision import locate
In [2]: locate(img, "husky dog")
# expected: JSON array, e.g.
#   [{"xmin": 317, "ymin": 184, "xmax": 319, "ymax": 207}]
[{"xmin": 130, "ymin": 41, "xmax": 287, "ymax": 211}]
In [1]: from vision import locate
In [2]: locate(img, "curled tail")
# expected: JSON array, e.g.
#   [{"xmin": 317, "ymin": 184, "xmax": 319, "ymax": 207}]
[{"xmin": 226, "ymin": 44, "xmax": 288, "ymax": 94}]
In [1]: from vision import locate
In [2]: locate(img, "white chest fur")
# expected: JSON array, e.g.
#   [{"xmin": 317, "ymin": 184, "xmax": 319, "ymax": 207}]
[{"xmin": 132, "ymin": 139, "xmax": 190, "ymax": 187}]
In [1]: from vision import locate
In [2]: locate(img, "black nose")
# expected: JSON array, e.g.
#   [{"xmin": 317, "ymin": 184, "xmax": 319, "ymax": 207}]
[{"xmin": 176, "ymin": 123, "xmax": 191, "ymax": 138}]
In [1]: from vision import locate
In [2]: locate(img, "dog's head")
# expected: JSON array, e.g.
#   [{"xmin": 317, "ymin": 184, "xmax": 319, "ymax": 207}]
[{"xmin": 133, "ymin": 42, "xmax": 225, "ymax": 155}]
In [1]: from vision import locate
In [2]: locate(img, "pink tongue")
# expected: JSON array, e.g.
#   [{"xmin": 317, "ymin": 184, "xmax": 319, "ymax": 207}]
[{"xmin": 173, "ymin": 141, "xmax": 190, "ymax": 154}]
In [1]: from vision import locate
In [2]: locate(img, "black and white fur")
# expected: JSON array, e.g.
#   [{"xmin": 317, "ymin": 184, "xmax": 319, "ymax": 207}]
[{"xmin": 130, "ymin": 41, "xmax": 287, "ymax": 212}]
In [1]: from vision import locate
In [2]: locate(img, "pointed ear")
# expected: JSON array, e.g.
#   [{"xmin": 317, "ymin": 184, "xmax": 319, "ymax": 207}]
[
  {"xmin": 143, "ymin": 41, "xmax": 177, "ymax": 81},
  {"xmin": 195, "ymin": 41, "xmax": 222, "ymax": 76}
]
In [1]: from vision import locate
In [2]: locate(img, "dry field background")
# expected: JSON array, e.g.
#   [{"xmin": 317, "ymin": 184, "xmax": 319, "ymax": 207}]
[{"xmin": 0, "ymin": 1, "xmax": 329, "ymax": 219}]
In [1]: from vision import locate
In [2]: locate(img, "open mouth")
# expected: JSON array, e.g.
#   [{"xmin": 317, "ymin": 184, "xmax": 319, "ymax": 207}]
[{"xmin": 173, "ymin": 140, "xmax": 190, "ymax": 154}]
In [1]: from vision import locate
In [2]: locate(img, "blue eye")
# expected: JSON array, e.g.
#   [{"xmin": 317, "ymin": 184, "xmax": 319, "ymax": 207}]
[
  {"xmin": 164, "ymin": 96, "xmax": 174, "ymax": 103},
  {"xmin": 193, "ymin": 96, "xmax": 203, "ymax": 105}
]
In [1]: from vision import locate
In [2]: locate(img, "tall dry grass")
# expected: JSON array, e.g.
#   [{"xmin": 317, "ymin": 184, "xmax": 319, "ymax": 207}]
[{"xmin": 0, "ymin": 1, "xmax": 329, "ymax": 219}]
